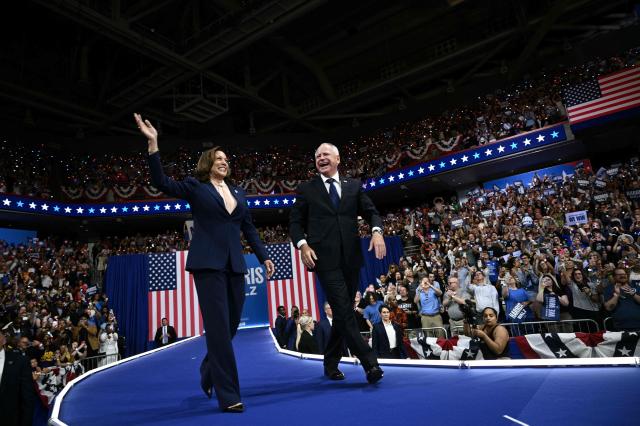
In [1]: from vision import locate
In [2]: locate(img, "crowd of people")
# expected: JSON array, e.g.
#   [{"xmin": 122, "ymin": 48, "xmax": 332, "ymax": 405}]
[
  {"xmin": 0, "ymin": 237, "xmax": 122, "ymax": 393},
  {"xmin": 1, "ymin": 48, "xmax": 637, "ymax": 201}
]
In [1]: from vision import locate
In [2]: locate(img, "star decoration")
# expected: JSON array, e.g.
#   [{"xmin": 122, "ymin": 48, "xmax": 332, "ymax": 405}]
[
  {"xmin": 29, "ymin": 202, "xmax": 36, "ymax": 209},
  {"xmin": 510, "ymin": 142, "xmax": 518, "ymax": 149},
  {"xmin": 551, "ymin": 131, "xmax": 559, "ymax": 138},
  {"xmin": 53, "ymin": 206, "xmax": 60, "ymax": 212},
  {"xmin": 497, "ymin": 145, "xmax": 505, "ymax": 153},
  {"xmin": 439, "ymin": 162, "xmax": 445, "ymax": 168},
  {"xmin": 484, "ymin": 149, "xmax": 492, "ymax": 156},
  {"xmin": 379, "ymin": 178, "xmax": 385, "ymax": 184},
  {"xmin": 408, "ymin": 170, "xmax": 414, "ymax": 176},
  {"xmin": 369, "ymin": 181, "xmax": 376, "ymax": 187},
  {"xmin": 428, "ymin": 164, "xmax": 435, "ymax": 171},
  {"xmin": 418, "ymin": 167, "xmax": 425, "ymax": 174},
  {"xmin": 164, "ymin": 204, "xmax": 171, "ymax": 210},
  {"xmin": 174, "ymin": 203, "xmax": 181, "ymax": 210},
  {"xmin": 154, "ymin": 205, "xmax": 160, "ymax": 211},
  {"xmin": 132, "ymin": 206, "xmax": 139, "ymax": 212},
  {"xmin": 536, "ymin": 134, "xmax": 545, "ymax": 142},
  {"xmin": 64, "ymin": 207, "xmax": 72, "ymax": 213},
  {"xmin": 292, "ymin": 198, "xmax": 296, "ymax": 203},
  {"xmin": 185, "ymin": 203, "xmax": 191, "ymax": 209},
  {"xmin": 111, "ymin": 207, "xmax": 118, "ymax": 213},
  {"xmin": 76, "ymin": 207, "xmax": 84, "ymax": 214},
  {"xmin": 450, "ymin": 158, "xmax": 457, "ymax": 165},
  {"xmin": 88, "ymin": 208, "xmax": 95, "ymax": 214},
  {"xmin": 473, "ymin": 152, "xmax": 480, "ymax": 159},
  {"xmin": 100, "ymin": 207, "xmax": 107, "ymax": 213},
  {"xmin": 263, "ymin": 199, "xmax": 270, "ymax": 205},
  {"xmin": 17, "ymin": 201, "xmax": 24, "ymax": 207},
  {"xmin": 274, "ymin": 199, "xmax": 280, "ymax": 205},
  {"xmin": 143, "ymin": 205, "xmax": 150, "ymax": 212},
  {"xmin": 555, "ymin": 349, "xmax": 567, "ymax": 358},
  {"xmin": 283, "ymin": 199, "xmax": 289, "ymax": 205},
  {"xmin": 618, "ymin": 347, "xmax": 631, "ymax": 356},
  {"xmin": 122, "ymin": 206, "xmax": 129, "ymax": 212},
  {"xmin": 2, "ymin": 199, "xmax": 10, "ymax": 206},
  {"xmin": 388, "ymin": 175, "xmax": 395, "ymax": 182},
  {"xmin": 461, "ymin": 155, "xmax": 468, "ymax": 162},
  {"xmin": 523, "ymin": 138, "xmax": 531, "ymax": 146},
  {"xmin": 41, "ymin": 204, "xmax": 49, "ymax": 211},
  {"xmin": 362, "ymin": 183, "xmax": 367, "ymax": 189},
  {"xmin": 254, "ymin": 200, "xmax": 260, "ymax": 206},
  {"xmin": 398, "ymin": 173, "xmax": 404, "ymax": 179}
]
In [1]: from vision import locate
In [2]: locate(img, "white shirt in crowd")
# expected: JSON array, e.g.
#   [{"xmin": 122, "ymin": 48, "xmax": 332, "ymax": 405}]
[{"xmin": 468, "ymin": 283, "xmax": 500, "ymax": 313}]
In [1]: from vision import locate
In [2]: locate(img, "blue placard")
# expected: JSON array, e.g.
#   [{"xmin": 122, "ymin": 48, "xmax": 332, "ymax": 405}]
[
  {"xmin": 542, "ymin": 293, "xmax": 560, "ymax": 321},
  {"xmin": 486, "ymin": 260, "xmax": 498, "ymax": 283},
  {"xmin": 240, "ymin": 254, "xmax": 269, "ymax": 328}
]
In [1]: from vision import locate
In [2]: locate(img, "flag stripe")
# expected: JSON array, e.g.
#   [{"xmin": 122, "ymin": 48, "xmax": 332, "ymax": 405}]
[
  {"xmin": 600, "ymin": 74, "xmax": 640, "ymax": 94},
  {"xmin": 598, "ymin": 66, "xmax": 640, "ymax": 83}
]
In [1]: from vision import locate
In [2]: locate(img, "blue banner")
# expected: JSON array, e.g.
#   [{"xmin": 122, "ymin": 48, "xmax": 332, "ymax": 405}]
[
  {"xmin": 486, "ymin": 260, "xmax": 498, "ymax": 284},
  {"xmin": 240, "ymin": 254, "xmax": 269, "ymax": 328}
]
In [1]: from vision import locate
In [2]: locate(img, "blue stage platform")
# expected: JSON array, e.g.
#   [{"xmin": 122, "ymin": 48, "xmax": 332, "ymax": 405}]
[{"xmin": 52, "ymin": 328, "xmax": 639, "ymax": 426}]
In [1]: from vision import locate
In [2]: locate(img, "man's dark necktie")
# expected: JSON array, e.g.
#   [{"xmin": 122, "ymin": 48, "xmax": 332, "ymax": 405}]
[{"xmin": 326, "ymin": 178, "xmax": 340, "ymax": 209}]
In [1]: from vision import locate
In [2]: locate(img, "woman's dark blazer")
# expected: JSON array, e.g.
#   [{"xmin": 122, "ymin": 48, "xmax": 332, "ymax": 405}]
[
  {"xmin": 148, "ymin": 152, "xmax": 268, "ymax": 272},
  {"xmin": 371, "ymin": 321, "xmax": 407, "ymax": 359}
]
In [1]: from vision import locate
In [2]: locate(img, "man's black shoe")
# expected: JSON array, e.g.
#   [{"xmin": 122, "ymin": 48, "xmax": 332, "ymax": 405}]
[
  {"xmin": 324, "ymin": 368, "xmax": 345, "ymax": 380},
  {"xmin": 366, "ymin": 366, "xmax": 384, "ymax": 384}
]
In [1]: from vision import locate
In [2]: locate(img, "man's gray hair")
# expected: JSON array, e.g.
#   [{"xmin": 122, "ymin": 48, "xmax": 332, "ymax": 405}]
[
  {"xmin": 323, "ymin": 301, "xmax": 331, "ymax": 309},
  {"xmin": 315, "ymin": 143, "xmax": 340, "ymax": 156}
]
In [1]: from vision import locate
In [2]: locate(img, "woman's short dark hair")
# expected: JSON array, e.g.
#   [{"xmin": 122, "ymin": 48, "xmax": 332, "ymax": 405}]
[
  {"xmin": 378, "ymin": 304, "xmax": 390, "ymax": 313},
  {"xmin": 194, "ymin": 147, "xmax": 230, "ymax": 182}
]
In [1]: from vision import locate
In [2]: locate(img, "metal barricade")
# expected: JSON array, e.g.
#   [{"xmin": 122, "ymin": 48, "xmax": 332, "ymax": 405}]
[
  {"xmin": 404, "ymin": 327, "xmax": 448, "ymax": 339},
  {"xmin": 80, "ymin": 353, "xmax": 121, "ymax": 371},
  {"xmin": 603, "ymin": 316, "xmax": 615, "ymax": 331},
  {"xmin": 452, "ymin": 319, "xmax": 600, "ymax": 337}
]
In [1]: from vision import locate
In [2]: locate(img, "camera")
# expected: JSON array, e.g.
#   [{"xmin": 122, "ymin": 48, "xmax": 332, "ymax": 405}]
[{"xmin": 459, "ymin": 299, "xmax": 478, "ymax": 326}]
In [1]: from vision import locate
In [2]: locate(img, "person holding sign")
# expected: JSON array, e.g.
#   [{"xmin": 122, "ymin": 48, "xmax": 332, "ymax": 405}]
[
  {"xmin": 135, "ymin": 113, "xmax": 275, "ymax": 414},
  {"xmin": 502, "ymin": 275, "xmax": 533, "ymax": 335},
  {"xmin": 536, "ymin": 274, "xmax": 570, "ymax": 332}
]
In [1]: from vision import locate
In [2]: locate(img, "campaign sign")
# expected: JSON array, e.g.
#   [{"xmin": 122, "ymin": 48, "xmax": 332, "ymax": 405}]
[
  {"xmin": 486, "ymin": 260, "xmax": 498, "ymax": 283},
  {"xmin": 565, "ymin": 210, "xmax": 588, "ymax": 226},
  {"xmin": 240, "ymin": 254, "xmax": 269, "ymax": 328},
  {"xmin": 542, "ymin": 293, "xmax": 560, "ymax": 321}
]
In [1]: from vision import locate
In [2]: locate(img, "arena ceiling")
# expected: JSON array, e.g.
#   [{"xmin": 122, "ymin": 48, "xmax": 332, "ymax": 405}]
[{"xmin": 0, "ymin": 0, "xmax": 635, "ymax": 140}]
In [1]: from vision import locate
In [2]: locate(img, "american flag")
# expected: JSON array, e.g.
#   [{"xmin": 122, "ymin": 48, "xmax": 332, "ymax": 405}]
[
  {"xmin": 147, "ymin": 251, "xmax": 203, "ymax": 341},
  {"xmin": 564, "ymin": 66, "xmax": 640, "ymax": 125},
  {"xmin": 266, "ymin": 243, "xmax": 320, "ymax": 327}
]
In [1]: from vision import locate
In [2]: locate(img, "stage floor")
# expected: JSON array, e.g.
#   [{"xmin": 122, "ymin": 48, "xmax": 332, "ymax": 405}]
[{"xmin": 56, "ymin": 328, "xmax": 639, "ymax": 426}]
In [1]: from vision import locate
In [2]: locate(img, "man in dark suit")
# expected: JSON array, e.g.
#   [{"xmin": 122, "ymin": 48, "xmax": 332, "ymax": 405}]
[
  {"xmin": 154, "ymin": 318, "xmax": 177, "ymax": 347},
  {"xmin": 274, "ymin": 306, "xmax": 287, "ymax": 348},
  {"xmin": 0, "ymin": 326, "xmax": 34, "ymax": 426},
  {"xmin": 289, "ymin": 142, "xmax": 386, "ymax": 384}
]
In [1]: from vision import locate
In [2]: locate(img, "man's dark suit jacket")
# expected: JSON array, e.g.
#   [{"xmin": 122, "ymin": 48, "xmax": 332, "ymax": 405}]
[
  {"xmin": 274, "ymin": 315, "xmax": 287, "ymax": 347},
  {"xmin": 0, "ymin": 350, "xmax": 34, "ymax": 426},
  {"xmin": 154, "ymin": 325, "xmax": 177, "ymax": 347},
  {"xmin": 148, "ymin": 152, "xmax": 268, "ymax": 272},
  {"xmin": 315, "ymin": 318, "xmax": 332, "ymax": 352},
  {"xmin": 289, "ymin": 175, "xmax": 382, "ymax": 271},
  {"xmin": 371, "ymin": 322, "xmax": 407, "ymax": 359}
]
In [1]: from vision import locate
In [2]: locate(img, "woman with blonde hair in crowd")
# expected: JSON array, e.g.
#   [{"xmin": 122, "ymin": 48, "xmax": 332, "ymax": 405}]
[{"xmin": 295, "ymin": 315, "xmax": 319, "ymax": 354}]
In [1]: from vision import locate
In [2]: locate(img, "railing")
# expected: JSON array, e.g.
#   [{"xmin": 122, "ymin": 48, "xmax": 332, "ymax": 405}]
[
  {"xmin": 452, "ymin": 318, "xmax": 600, "ymax": 336},
  {"xmin": 603, "ymin": 316, "xmax": 615, "ymax": 331},
  {"xmin": 79, "ymin": 353, "xmax": 121, "ymax": 371},
  {"xmin": 404, "ymin": 327, "xmax": 449, "ymax": 339}
]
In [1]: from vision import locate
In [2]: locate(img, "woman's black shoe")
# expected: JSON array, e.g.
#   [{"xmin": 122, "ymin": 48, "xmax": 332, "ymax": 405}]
[
  {"xmin": 324, "ymin": 368, "xmax": 345, "ymax": 380},
  {"xmin": 224, "ymin": 402, "xmax": 244, "ymax": 413}
]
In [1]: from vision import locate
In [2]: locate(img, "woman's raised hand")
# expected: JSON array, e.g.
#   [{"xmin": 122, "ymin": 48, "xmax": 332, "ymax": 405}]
[{"xmin": 134, "ymin": 113, "xmax": 159, "ymax": 153}]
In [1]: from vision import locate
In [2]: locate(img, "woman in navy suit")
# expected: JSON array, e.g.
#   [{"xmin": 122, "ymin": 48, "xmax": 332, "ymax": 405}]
[
  {"xmin": 135, "ymin": 114, "xmax": 274, "ymax": 413},
  {"xmin": 371, "ymin": 305, "xmax": 407, "ymax": 359}
]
